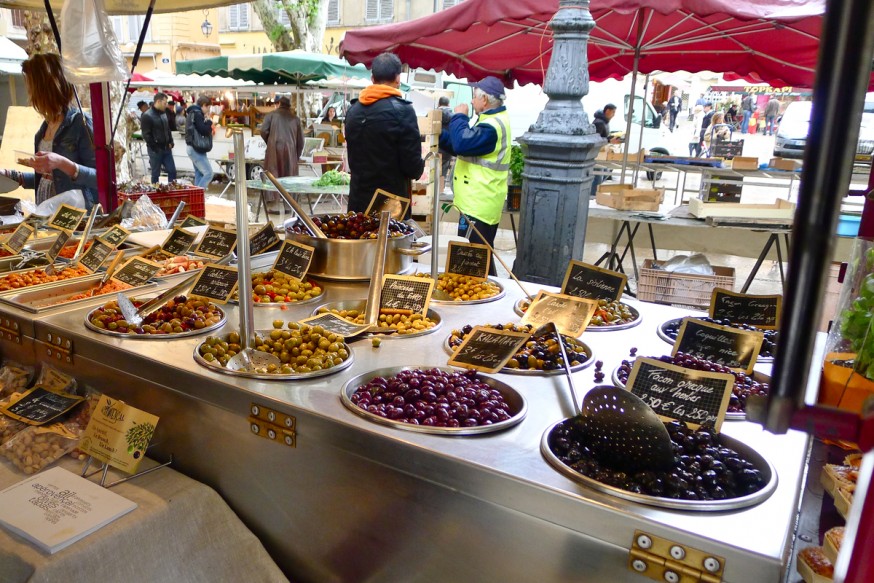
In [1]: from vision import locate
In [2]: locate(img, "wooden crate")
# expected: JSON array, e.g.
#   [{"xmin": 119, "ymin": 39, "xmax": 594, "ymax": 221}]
[
  {"xmin": 595, "ymin": 183, "xmax": 664, "ymax": 211},
  {"xmin": 418, "ymin": 117, "xmax": 442, "ymax": 135},
  {"xmin": 637, "ymin": 259, "xmax": 735, "ymax": 309},
  {"xmin": 606, "ymin": 149, "xmax": 647, "ymax": 162},
  {"xmin": 688, "ymin": 197, "xmax": 795, "ymax": 219}
]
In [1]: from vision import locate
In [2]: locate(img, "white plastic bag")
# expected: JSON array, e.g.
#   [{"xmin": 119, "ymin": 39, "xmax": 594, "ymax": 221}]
[
  {"xmin": 60, "ymin": 0, "xmax": 128, "ymax": 84},
  {"xmin": 120, "ymin": 195, "xmax": 168, "ymax": 231},
  {"xmin": 34, "ymin": 189, "xmax": 87, "ymax": 218}
]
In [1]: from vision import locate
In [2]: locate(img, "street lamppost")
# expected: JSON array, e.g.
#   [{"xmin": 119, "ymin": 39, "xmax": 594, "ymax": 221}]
[{"xmin": 201, "ymin": 10, "xmax": 213, "ymax": 38}]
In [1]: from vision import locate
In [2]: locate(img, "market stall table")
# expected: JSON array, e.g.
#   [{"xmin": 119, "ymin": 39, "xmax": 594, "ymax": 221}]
[{"xmin": 247, "ymin": 175, "xmax": 349, "ymax": 216}]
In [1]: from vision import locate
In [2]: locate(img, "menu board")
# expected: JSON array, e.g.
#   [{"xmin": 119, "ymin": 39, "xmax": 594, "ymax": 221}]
[
  {"xmin": 190, "ymin": 264, "xmax": 239, "ymax": 304},
  {"xmin": 520, "ymin": 291, "xmax": 598, "ymax": 338},
  {"xmin": 1, "ymin": 222, "xmax": 35, "ymax": 254},
  {"xmin": 379, "ymin": 275, "xmax": 434, "ymax": 316},
  {"xmin": 1, "ymin": 386, "xmax": 85, "ymax": 426},
  {"xmin": 160, "ymin": 227, "xmax": 197, "ymax": 256},
  {"xmin": 446, "ymin": 241, "xmax": 491, "ymax": 280},
  {"xmin": 180, "ymin": 214, "xmax": 208, "ymax": 229},
  {"xmin": 272, "ymin": 240, "xmax": 314, "ymax": 281},
  {"xmin": 625, "ymin": 357, "xmax": 734, "ymax": 432},
  {"xmin": 194, "ymin": 227, "xmax": 237, "ymax": 259},
  {"xmin": 673, "ymin": 317, "xmax": 764, "ymax": 374},
  {"xmin": 98, "ymin": 225, "xmax": 131, "ymax": 249},
  {"xmin": 364, "ymin": 188, "xmax": 409, "ymax": 220},
  {"xmin": 111, "ymin": 257, "xmax": 162, "ymax": 287},
  {"xmin": 249, "ymin": 222, "xmax": 280, "ymax": 256},
  {"xmin": 561, "ymin": 260, "xmax": 626, "ymax": 301},
  {"xmin": 447, "ymin": 326, "xmax": 531, "ymax": 374},
  {"xmin": 45, "ymin": 230, "xmax": 72, "ymax": 262},
  {"xmin": 299, "ymin": 313, "xmax": 371, "ymax": 338},
  {"xmin": 709, "ymin": 288, "xmax": 782, "ymax": 330},
  {"xmin": 48, "ymin": 204, "xmax": 86, "ymax": 233},
  {"xmin": 78, "ymin": 239, "xmax": 114, "ymax": 274}
]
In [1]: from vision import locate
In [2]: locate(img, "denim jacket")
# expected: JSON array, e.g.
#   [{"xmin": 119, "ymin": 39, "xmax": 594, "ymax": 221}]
[{"xmin": 23, "ymin": 108, "xmax": 98, "ymax": 208}]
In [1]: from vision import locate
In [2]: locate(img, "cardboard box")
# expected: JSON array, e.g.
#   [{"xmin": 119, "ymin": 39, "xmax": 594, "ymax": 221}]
[
  {"xmin": 417, "ymin": 117, "xmax": 442, "ymax": 135},
  {"xmin": 312, "ymin": 150, "xmax": 329, "ymax": 164},
  {"xmin": 688, "ymin": 197, "xmax": 796, "ymax": 220},
  {"xmin": 769, "ymin": 157, "xmax": 801, "ymax": 171},
  {"xmin": 731, "ymin": 156, "xmax": 759, "ymax": 170},
  {"xmin": 595, "ymin": 183, "xmax": 664, "ymax": 211},
  {"xmin": 606, "ymin": 149, "xmax": 646, "ymax": 162}
]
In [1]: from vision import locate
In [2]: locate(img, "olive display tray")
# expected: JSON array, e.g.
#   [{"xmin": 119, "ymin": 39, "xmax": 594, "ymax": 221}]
[
  {"xmin": 341, "ymin": 366, "xmax": 527, "ymax": 435},
  {"xmin": 312, "ymin": 300, "xmax": 442, "ymax": 339},
  {"xmin": 84, "ymin": 300, "xmax": 226, "ymax": 340},
  {"xmin": 229, "ymin": 278, "xmax": 326, "ymax": 308},
  {"xmin": 541, "ymin": 419, "xmax": 778, "ymax": 511},
  {"xmin": 423, "ymin": 275, "xmax": 506, "ymax": 305},
  {"xmin": 193, "ymin": 333, "xmax": 354, "ymax": 381},
  {"xmin": 656, "ymin": 317, "xmax": 775, "ymax": 363},
  {"xmin": 443, "ymin": 334, "xmax": 595, "ymax": 375},
  {"xmin": 514, "ymin": 298, "xmax": 643, "ymax": 331},
  {"xmin": 0, "ymin": 274, "xmax": 158, "ymax": 314}
]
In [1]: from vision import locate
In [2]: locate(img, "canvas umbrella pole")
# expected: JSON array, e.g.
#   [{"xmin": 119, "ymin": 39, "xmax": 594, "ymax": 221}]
[{"xmin": 619, "ymin": 11, "xmax": 644, "ymax": 184}]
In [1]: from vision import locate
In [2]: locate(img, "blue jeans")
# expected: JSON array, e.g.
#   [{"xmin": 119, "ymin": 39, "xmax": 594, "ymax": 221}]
[
  {"xmin": 741, "ymin": 110, "xmax": 752, "ymax": 134},
  {"xmin": 765, "ymin": 115, "xmax": 777, "ymax": 135},
  {"xmin": 147, "ymin": 146, "xmax": 176, "ymax": 184},
  {"xmin": 187, "ymin": 146, "xmax": 213, "ymax": 189}
]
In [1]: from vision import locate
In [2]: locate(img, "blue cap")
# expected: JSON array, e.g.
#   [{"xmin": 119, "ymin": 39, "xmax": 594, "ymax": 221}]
[{"xmin": 470, "ymin": 76, "xmax": 506, "ymax": 99}]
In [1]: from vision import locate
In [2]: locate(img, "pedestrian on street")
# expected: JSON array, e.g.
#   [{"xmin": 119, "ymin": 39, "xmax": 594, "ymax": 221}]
[
  {"xmin": 589, "ymin": 104, "xmax": 621, "ymax": 195},
  {"xmin": 261, "ymin": 96, "xmax": 305, "ymax": 211},
  {"xmin": 437, "ymin": 95, "xmax": 454, "ymax": 195},
  {"xmin": 689, "ymin": 105, "xmax": 704, "ymax": 157},
  {"xmin": 740, "ymin": 93, "xmax": 755, "ymax": 134},
  {"xmin": 668, "ymin": 94, "xmax": 682, "ymax": 132},
  {"xmin": 140, "ymin": 92, "xmax": 176, "ymax": 184},
  {"xmin": 695, "ymin": 93, "xmax": 708, "ymax": 107},
  {"xmin": 764, "ymin": 96, "xmax": 780, "ymax": 136},
  {"xmin": 185, "ymin": 96, "xmax": 214, "ymax": 189}
]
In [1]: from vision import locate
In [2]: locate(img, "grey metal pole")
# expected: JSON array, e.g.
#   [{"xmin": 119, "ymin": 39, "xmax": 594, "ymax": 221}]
[
  {"xmin": 619, "ymin": 12, "xmax": 645, "ymax": 184},
  {"xmin": 233, "ymin": 129, "xmax": 255, "ymax": 350},
  {"xmin": 431, "ymin": 153, "xmax": 441, "ymax": 279}
]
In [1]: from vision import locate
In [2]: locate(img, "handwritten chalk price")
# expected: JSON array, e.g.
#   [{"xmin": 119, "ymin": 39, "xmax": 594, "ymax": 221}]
[
  {"xmin": 447, "ymin": 326, "xmax": 531, "ymax": 374},
  {"xmin": 673, "ymin": 318, "xmax": 764, "ymax": 374},
  {"xmin": 709, "ymin": 288, "xmax": 782, "ymax": 330},
  {"xmin": 561, "ymin": 260, "xmax": 626, "ymax": 301}
]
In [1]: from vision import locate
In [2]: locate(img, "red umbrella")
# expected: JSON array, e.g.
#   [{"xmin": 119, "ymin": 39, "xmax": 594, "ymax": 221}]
[
  {"xmin": 341, "ymin": 0, "xmax": 871, "ymax": 90},
  {"xmin": 130, "ymin": 72, "xmax": 153, "ymax": 82}
]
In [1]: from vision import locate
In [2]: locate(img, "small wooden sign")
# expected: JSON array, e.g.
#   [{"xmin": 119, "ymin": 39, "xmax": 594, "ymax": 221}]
[
  {"xmin": 379, "ymin": 274, "xmax": 434, "ymax": 316},
  {"xmin": 111, "ymin": 257, "xmax": 162, "ymax": 287},
  {"xmin": 520, "ymin": 291, "xmax": 598, "ymax": 338},
  {"xmin": 561, "ymin": 260, "xmax": 626, "ymax": 301},
  {"xmin": 447, "ymin": 326, "xmax": 531, "ymax": 374},
  {"xmin": 709, "ymin": 288, "xmax": 782, "ymax": 330},
  {"xmin": 80, "ymin": 395, "xmax": 159, "ymax": 474},
  {"xmin": 180, "ymin": 214, "xmax": 208, "ymax": 229},
  {"xmin": 249, "ymin": 222, "xmax": 280, "ymax": 256},
  {"xmin": 673, "ymin": 317, "xmax": 764, "ymax": 374},
  {"xmin": 1, "ymin": 222, "xmax": 35, "ymax": 254},
  {"xmin": 625, "ymin": 357, "xmax": 735, "ymax": 432},
  {"xmin": 194, "ymin": 226, "xmax": 237, "ymax": 259},
  {"xmin": 78, "ymin": 239, "xmax": 114, "ymax": 274},
  {"xmin": 47, "ymin": 204, "xmax": 86, "ymax": 233},
  {"xmin": 446, "ymin": 241, "xmax": 491, "ymax": 280},
  {"xmin": 272, "ymin": 240, "xmax": 314, "ymax": 281},
  {"xmin": 365, "ymin": 188, "xmax": 409, "ymax": 220},
  {"xmin": 190, "ymin": 264, "xmax": 239, "ymax": 304},
  {"xmin": 160, "ymin": 227, "xmax": 197, "ymax": 257},
  {"xmin": 98, "ymin": 225, "xmax": 131, "ymax": 249},
  {"xmin": 45, "ymin": 230, "xmax": 72, "ymax": 262},
  {"xmin": 299, "ymin": 313, "xmax": 371, "ymax": 338},
  {"xmin": 1, "ymin": 385, "xmax": 85, "ymax": 426}
]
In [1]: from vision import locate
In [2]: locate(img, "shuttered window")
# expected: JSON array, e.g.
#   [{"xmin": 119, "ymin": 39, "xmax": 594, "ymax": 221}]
[
  {"xmin": 366, "ymin": 0, "xmax": 393, "ymax": 22},
  {"xmin": 276, "ymin": 6, "xmax": 291, "ymax": 27},
  {"xmin": 227, "ymin": 4, "xmax": 250, "ymax": 31},
  {"xmin": 443, "ymin": 0, "xmax": 459, "ymax": 8},
  {"xmin": 327, "ymin": 0, "xmax": 340, "ymax": 25}
]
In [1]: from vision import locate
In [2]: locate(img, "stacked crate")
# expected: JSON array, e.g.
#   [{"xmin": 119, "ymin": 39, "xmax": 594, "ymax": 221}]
[{"xmin": 412, "ymin": 109, "xmax": 443, "ymax": 233}]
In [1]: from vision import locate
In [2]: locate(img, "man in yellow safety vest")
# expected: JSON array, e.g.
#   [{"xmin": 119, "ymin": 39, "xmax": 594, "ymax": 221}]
[{"xmin": 440, "ymin": 76, "xmax": 511, "ymax": 276}]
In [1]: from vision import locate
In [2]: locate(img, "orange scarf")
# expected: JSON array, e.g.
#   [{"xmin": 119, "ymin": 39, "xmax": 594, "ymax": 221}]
[{"xmin": 359, "ymin": 84, "xmax": 403, "ymax": 105}]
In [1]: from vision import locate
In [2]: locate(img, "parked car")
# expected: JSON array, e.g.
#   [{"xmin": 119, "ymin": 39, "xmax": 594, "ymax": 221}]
[{"xmin": 774, "ymin": 95, "xmax": 874, "ymax": 160}]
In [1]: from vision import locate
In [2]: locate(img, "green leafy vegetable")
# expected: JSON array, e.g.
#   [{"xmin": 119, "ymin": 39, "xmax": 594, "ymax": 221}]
[{"xmin": 313, "ymin": 170, "xmax": 350, "ymax": 187}]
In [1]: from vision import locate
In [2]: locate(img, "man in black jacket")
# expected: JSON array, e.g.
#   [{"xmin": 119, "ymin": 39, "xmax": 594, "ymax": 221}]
[
  {"xmin": 591, "ymin": 104, "xmax": 618, "ymax": 195},
  {"xmin": 345, "ymin": 52, "xmax": 424, "ymax": 218},
  {"xmin": 140, "ymin": 92, "xmax": 176, "ymax": 183}
]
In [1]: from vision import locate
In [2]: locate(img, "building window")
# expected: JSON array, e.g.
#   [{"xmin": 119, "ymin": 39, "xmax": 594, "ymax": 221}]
[
  {"xmin": 109, "ymin": 15, "xmax": 151, "ymax": 43},
  {"xmin": 327, "ymin": 0, "xmax": 340, "ymax": 25},
  {"xmin": 276, "ymin": 5, "xmax": 290, "ymax": 27},
  {"xmin": 442, "ymin": 0, "xmax": 459, "ymax": 9},
  {"xmin": 10, "ymin": 9, "xmax": 26, "ymax": 28},
  {"xmin": 227, "ymin": 4, "xmax": 250, "ymax": 31},
  {"xmin": 365, "ymin": 0, "xmax": 393, "ymax": 23}
]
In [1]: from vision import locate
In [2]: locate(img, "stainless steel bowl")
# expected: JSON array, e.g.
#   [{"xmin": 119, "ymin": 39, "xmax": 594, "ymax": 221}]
[
  {"xmin": 0, "ymin": 274, "xmax": 157, "ymax": 314},
  {"xmin": 426, "ymin": 275, "xmax": 506, "ymax": 305},
  {"xmin": 514, "ymin": 298, "xmax": 642, "ymax": 331},
  {"xmin": 541, "ymin": 419, "xmax": 778, "ymax": 511},
  {"xmin": 85, "ymin": 299, "xmax": 226, "ymax": 339},
  {"xmin": 312, "ymin": 299, "xmax": 442, "ymax": 339},
  {"xmin": 341, "ymin": 366, "xmax": 527, "ymax": 435},
  {"xmin": 229, "ymin": 277, "xmax": 326, "ymax": 308},
  {"xmin": 443, "ymin": 334, "xmax": 594, "ymax": 375},
  {"xmin": 657, "ymin": 317, "xmax": 775, "ymax": 363}
]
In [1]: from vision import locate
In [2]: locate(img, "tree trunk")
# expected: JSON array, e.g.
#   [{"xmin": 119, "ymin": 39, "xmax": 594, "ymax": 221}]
[{"xmin": 23, "ymin": 10, "xmax": 58, "ymax": 55}]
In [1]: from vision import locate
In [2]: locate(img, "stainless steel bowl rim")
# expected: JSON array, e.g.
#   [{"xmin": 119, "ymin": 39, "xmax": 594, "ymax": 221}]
[
  {"xmin": 312, "ymin": 300, "xmax": 443, "ymax": 339},
  {"xmin": 657, "ymin": 317, "xmax": 774, "ymax": 363},
  {"xmin": 514, "ymin": 298, "xmax": 643, "ymax": 332},
  {"xmin": 443, "ymin": 334, "xmax": 595, "ymax": 375},
  {"xmin": 85, "ymin": 303, "xmax": 226, "ymax": 339}
]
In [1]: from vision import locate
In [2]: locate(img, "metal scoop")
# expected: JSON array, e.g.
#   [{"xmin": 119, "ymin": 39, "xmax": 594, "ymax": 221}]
[
  {"xmin": 261, "ymin": 170, "xmax": 328, "ymax": 239},
  {"xmin": 167, "ymin": 200, "xmax": 186, "ymax": 226}
]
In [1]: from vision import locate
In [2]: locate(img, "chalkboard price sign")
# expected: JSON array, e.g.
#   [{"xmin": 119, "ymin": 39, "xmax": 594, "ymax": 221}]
[
  {"xmin": 673, "ymin": 317, "xmax": 764, "ymax": 374},
  {"xmin": 272, "ymin": 240, "xmax": 314, "ymax": 281},
  {"xmin": 520, "ymin": 291, "xmax": 598, "ymax": 338},
  {"xmin": 1, "ymin": 222, "xmax": 35, "ymax": 254},
  {"xmin": 561, "ymin": 260, "xmax": 627, "ymax": 301},
  {"xmin": 78, "ymin": 239, "xmax": 114, "ymax": 274},
  {"xmin": 194, "ymin": 227, "xmax": 237, "ymax": 259},
  {"xmin": 111, "ymin": 257, "xmax": 162, "ymax": 287},
  {"xmin": 2, "ymin": 385, "xmax": 85, "ymax": 426},
  {"xmin": 190, "ymin": 264, "xmax": 239, "ymax": 304},
  {"xmin": 98, "ymin": 225, "xmax": 131, "ymax": 249},
  {"xmin": 299, "ymin": 313, "xmax": 371, "ymax": 338},
  {"xmin": 364, "ymin": 188, "xmax": 409, "ymax": 220},
  {"xmin": 379, "ymin": 274, "xmax": 434, "ymax": 316},
  {"xmin": 446, "ymin": 241, "xmax": 491, "ymax": 280},
  {"xmin": 625, "ymin": 357, "xmax": 734, "ymax": 432},
  {"xmin": 249, "ymin": 222, "xmax": 280, "ymax": 256},
  {"xmin": 160, "ymin": 227, "xmax": 197, "ymax": 256},
  {"xmin": 180, "ymin": 214, "xmax": 208, "ymax": 229},
  {"xmin": 709, "ymin": 288, "xmax": 782, "ymax": 330},
  {"xmin": 447, "ymin": 326, "xmax": 531, "ymax": 374},
  {"xmin": 46, "ymin": 230, "xmax": 71, "ymax": 262},
  {"xmin": 48, "ymin": 204, "xmax": 86, "ymax": 233}
]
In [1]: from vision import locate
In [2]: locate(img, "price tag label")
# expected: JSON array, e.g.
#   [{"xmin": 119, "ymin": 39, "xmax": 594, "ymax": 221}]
[
  {"xmin": 379, "ymin": 274, "xmax": 434, "ymax": 316},
  {"xmin": 673, "ymin": 317, "xmax": 764, "ymax": 374},
  {"xmin": 1, "ymin": 385, "xmax": 85, "ymax": 426},
  {"xmin": 111, "ymin": 257, "xmax": 162, "ymax": 287},
  {"xmin": 194, "ymin": 226, "xmax": 237, "ymax": 259},
  {"xmin": 561, "ymin": 260, "xmax": 626, "ymax": 301},
  {"xmin": 272, "ymin": 240, "xmax": 314, "ymax": 281},
  {"xmin": 190, "ymin": 264, "xmax": 239, "ymax": 304},
  {"xmin": 45, "ymin": 230, "xmax": 72, "ymax": 262},
  {"xmin": 299, "ymin": 313, "xmax": 371, "ymax": 338},
  {"xmin": 98, "ymin": 225, "xmax": 131, "ymax": 249},
  {"xmin": 365, "ymin": 188, "xmax": 409, "ymax": 220},
  {"xmin": 445, "ymin": 241, "xmax": 490, "ymax": 280},
  {"xmin": 249, "ymin": 222, "xmax": 280, "ymax": 256},
  {"xmin": 78, "ymin": 239, "xmax": 114, "ymax": 274},
  {"xmin": 520, "ymin": 291, "xmax": 598, "ymax": 338},
  {"xmin": 447, "ymin": 326, "xmax": 531, "ymax": 374},
  {"xmin": 625, "ymin": 357, "xmax": 735, "ymax": 432},
  {"xmin": 160, "ymin": 227, "xmax": 197, "ymax": 256},
  {"xmin": 709, "ymin": 288, "xmax": 782, "ymax": 330},
  {"xmin": 47, "ymin": 204, "xmax": 86, "ymax": 233},
  {"xmin": 180, "ymin": 214, "xmax": 208, "ymax": 228},
  {"xmin": 80, "ymin": 395, "xmax": 159, "ymax": 474},
  {"xmin": 1, "ymin": 222, "xmax": 35, "ymax": 254}
]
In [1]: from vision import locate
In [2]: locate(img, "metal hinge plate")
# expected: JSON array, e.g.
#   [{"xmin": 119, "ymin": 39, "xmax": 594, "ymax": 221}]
[
  {"xmin": 248, "ymin": 403, "xmax": 296, "ymax": 447},
  {"xmin": 628, "ymin": 530, "xmax": 724, "ymax": 583}
]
